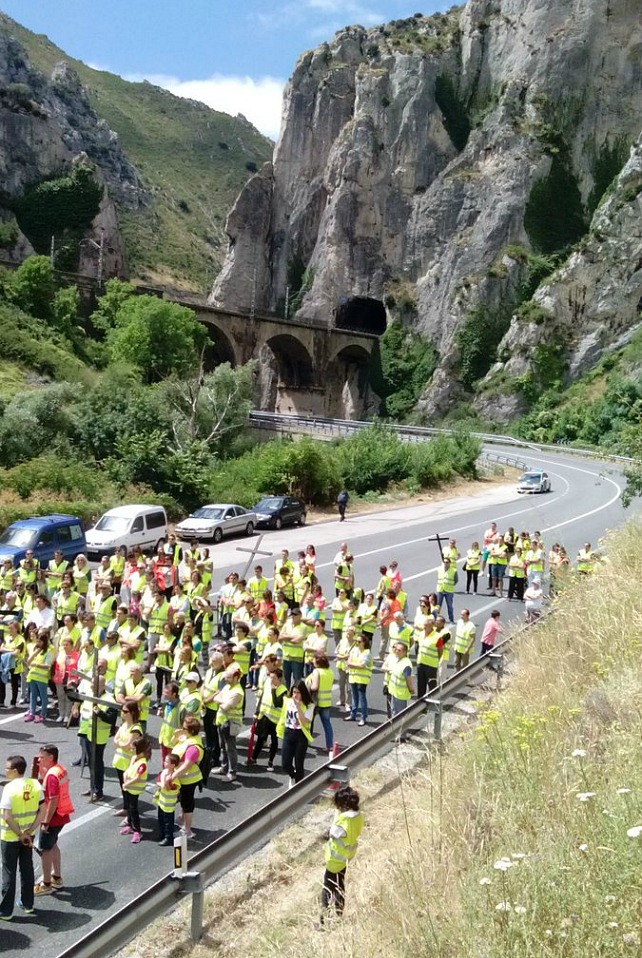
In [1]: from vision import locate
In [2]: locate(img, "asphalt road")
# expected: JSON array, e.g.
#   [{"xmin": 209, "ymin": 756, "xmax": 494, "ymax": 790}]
[{"xmin": 0, "ymin": 448, "xmax": 631, "ymax": 956}]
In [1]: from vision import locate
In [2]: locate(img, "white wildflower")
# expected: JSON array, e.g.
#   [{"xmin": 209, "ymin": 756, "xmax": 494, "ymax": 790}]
[
  {"xmin": 608, "ymin": 922, "xmax": 619, "ymax": 929},
  {"xmin": 545, "ymin": 930, "xmax": 553, "ymax": 938},
  {"xmin": 495, "ymin": 901, "xmax": 511, "ymax": 912},
  {"xmin": 604, "ymin": 895, "xmax": 616, "ymax": 904},
  {"xmin": 579, "ymin": 844, "xmax": 589, "ymax": 853},
  {"xmin": 479, "ymin": 877, "xmax": 492, "ymax": 886},
  {"xmin": 576, "ymin": 791, "xmax": 596, "ymax": 802},
  {"xmin": 571, "ymin": 749, "xmax": 587, "ymax": 758},
  {"xmin": 626, "ymin": 825, "xmax": 642, "ymax": 838},
  {"xmin": 514, "ymin": 905, "xmax": 527, "ymax": 915},
  {"xmin": 494, "ymin": 859, "xmax": 513, "ymax": 871},
  {"xmin": 617, "ymin": 787, "xmax": 631, "ymax": 795},
  {"xmin": 511, "ymin": 852, "xmax": 527, "ymax": 860},
  {"xmin": 623, "ymin": 932, "xmax": 639, "ymax": 947}
]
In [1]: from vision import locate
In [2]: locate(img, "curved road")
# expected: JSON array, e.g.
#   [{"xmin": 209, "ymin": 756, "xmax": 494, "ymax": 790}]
[{"xmin": 0, "ymin": 448, "xmax": 630, "ymax": 956}]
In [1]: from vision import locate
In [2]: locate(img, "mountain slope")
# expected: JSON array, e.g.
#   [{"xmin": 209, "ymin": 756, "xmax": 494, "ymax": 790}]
[{"xmin": 0, "ymin": 14, "xmax": 274, "ymax": 291}]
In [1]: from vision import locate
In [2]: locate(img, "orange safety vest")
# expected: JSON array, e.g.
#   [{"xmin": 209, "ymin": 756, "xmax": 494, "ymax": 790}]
[{"xmin": 43, "ymin": 764, "xmax": 75, "ymax": 817}]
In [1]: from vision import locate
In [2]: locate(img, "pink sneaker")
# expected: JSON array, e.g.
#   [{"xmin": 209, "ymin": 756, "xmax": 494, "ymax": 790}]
[
  {"xmin": 34, "ymin": 716, "xmax": 43, "ymax": 724},
  {"xmin": 130, "ymin": 832, "xmax": 142, "ymax": 844},
  {"xmin": 24, "ymin": 713, "xmax": 34, "ymax": 723},
  {"xmin": 120, "ymin": 825, "xmax": 132, "ymax": 835}
]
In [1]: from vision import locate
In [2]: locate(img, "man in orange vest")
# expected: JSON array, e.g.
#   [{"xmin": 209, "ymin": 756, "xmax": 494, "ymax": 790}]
[{"xmin": 34, "ymin": 745, "xmax": 74, "ymax": 896}]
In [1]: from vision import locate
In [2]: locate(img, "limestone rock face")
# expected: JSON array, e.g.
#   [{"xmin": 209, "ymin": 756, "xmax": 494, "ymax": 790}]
[
  {"xmin": 211, "ymin": 0, "xmax": 642, "ymax": 418},
  {"xmin": 0, "ymin": 27, "xmax": 148, "ymax": 272}
]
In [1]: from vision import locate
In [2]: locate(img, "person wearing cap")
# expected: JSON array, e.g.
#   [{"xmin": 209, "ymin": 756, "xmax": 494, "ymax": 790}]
[
  {"xmin": 179, "ymin": 672, "xmax": 202, "ymax": 722},
  {"xmin": 212, "ymin": 665, "xmax": 244, "ymax": 782},
  {"xmin": 117, "ymin": 662, "xmax": 152, "ymax": 731}
]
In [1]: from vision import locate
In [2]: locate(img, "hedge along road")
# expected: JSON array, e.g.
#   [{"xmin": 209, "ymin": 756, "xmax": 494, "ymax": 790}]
[{"xmin": 0, "ymin": 448, "xmax": 630, "ymax": 958}]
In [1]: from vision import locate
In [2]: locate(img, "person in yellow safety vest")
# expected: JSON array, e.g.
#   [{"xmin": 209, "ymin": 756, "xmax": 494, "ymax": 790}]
[
  {"xmin": 305, "ymin": 652, "xmax": 334, "ymax": 751},
  {"xmin": 118, "ymin": 612, "xmax": 145, "ymax": 663},
  {"xmin": 489, "ymin": 535, "xmax": 509, "ymax": 598},
  {"xmin": 0, "ymin": 753, "xmax": 43, "ymax": 919},
  {"xmin": 303, "ymin": 619, "xmax": 329, "ymax": 679},
  {"xmin": 280, "ymin": 608, "xmax": 307, "ymax": 689},
  {"xmin": 464, "ymin": 541, "xmax": 482, "ymax": 595},
  {"xmin": 334, "ymin": 557, "xmax": 352, "ymax": 597},
  {"xmin": 165, "ymin": 534, "xmax": 183, "ymax": 567},
  {"xmin": 70, "ymin": 554, "xmax": 90, "ymax": 597},
  {"xmin": 335, "ymin": 625, "xmax": 355, "ymax": 713},
  {"xmin": 247, "ymin": 565, "xmax": 269, "ymax": 603},
  {"xmin": 525, "ymin": 539, "xmax": 545, "ymax": 584},
  {"xmin": 109, "ymin": 547, "xmax": 126, "ymax": 595},
  {"xmin": 507, "ymin": 547, "xmax": 526, "ymax": 602},
  {"xmin": 93, "ymin": 583, "xmax": 117, "ymax": 633},
  {"xmin": 251, "ymin": 666, "xmax": 288, "ymax": 770},
  {"xmin": 18, "ymin": 551, "xmax": 39, "ymax": 587},
  {"xmin": 99, "ymin": 630, "xmax": 122, "ymax": 690},
  {"xmin": 79, "ymin": 612, "xmax": 106, "ymax": 655},
  {"xmin": 389, "ymin": 610, "xmax": 413, "ymax": 649},
  {"xmin": 45, "ymin": 550, "xmax": 69, "ymax": 598},
  {"xmin": 454, "ymin": 609, "xmax": 476, "ymax": 672},
  {"xmin": 80, "ymin": 676, "xmax": 116, "ymax": 802},
  {"xmin": 384, "ymin": 640, "xmax": 415, "ymax": 718},
  {"xmin": 201, "ymin": 652, "xmax": 225, "ymax": 768},
  {"xmin": 154, "ymin": 753, "xmax": 180, "ymax": 846},
  {"xmin": 577, "ymin": 542, "xmax": 596, "ymax": 575},
  {"xmin": 436, "ymin": 557, "xmax": 456, "ymax": 623},
  {"xmin": 276, "ymin": 680, "xmax": 314, "ymax": 786},
  {"xmin": 147, "ymin": 589, "xmax": 173, "ymax": 671},
  {"xmin": 218, "ymin": 572, "xmax": 240, "ymax": 640},
  {"xmin": 330, "ymin": 589, "xmax": 349, "ymax": 648},
  {"xmin": 357, "ymin": 592, "xmax": 378, "ymax": 640},
  {"xmin": 212, "ymin": 666, "xmax": 244, "ymax": 783},
  {"xmin": 121, "ymin": 735, "xmax": 152, "ymax": 845},
  {"xmin": 54, "ymin": 580, "xmax": 82, "ymax": 627},
  {"xmin": 375, "ymin": 565, "xmax": 391, "ymax": 605},
  {"xmin": 0, "ymin": 557, "xmax": 15, "ymax": 594},
  {"xmin": 412, "ymin": 596, "xmax": 433, "ymax": 648},
  {"xmin": 321, "ymin": 785, "xmax": 364, "ymax": 921},
  {"xmin": 112, "ymin": 700, "xmax": 143, "ymax": 815},
  {"xmin": 179, "ymin": 672, "xmax": 203, "ymax": 723},
  {"xmin": 0, "ymin": 620, "xmax": 25, "ymax": 708},
  {"xmin": 346, "ymin": 634, "xmax": 373, "ymax": 727},
  {"xmin": 117, "ymin": 661, "xmax": 152, "ymax": 730},
  {"xmin": 232, "ymin": 621, "xmax": 253, "ymax": 693},
  {"xmin": 274, "ymin": 564, "xmax": 295, "ymax": 607},
  {"xmin": 416, "ymin": 617, "xmax": 448, "ymax": 697},
  {"xmin": 25, "ymin": 632, "xmax": 53, "ymax": 724},
  {"xmin": 197, "ymin": 548, "xmax": 213, "ymax": 589}
]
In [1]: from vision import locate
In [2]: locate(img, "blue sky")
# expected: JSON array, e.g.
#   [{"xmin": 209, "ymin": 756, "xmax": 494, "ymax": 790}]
[{"xmin": 1, "ymin": 0, "xmax": 449, "ymax": 138}]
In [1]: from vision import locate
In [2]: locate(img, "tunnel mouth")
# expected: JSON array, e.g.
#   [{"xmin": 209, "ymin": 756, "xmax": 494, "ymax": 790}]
[
  {"xmin": 203, "ymin": 325, "xmax": 236, "ymax": 371},
  {"xmin": 334, "ymin": 297, "xmax": 386, "ymax": 334}
]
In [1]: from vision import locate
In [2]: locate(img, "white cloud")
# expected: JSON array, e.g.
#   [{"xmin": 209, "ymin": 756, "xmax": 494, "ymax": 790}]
[{"xmin": 125, "ymin": 71, "xmax": 285, "ymax": 140}]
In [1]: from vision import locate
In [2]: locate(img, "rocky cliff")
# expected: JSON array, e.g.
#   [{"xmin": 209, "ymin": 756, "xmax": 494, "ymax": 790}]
[{"xmin": 211, "ymin": 0, "xmax": 642, "ymax": 419}]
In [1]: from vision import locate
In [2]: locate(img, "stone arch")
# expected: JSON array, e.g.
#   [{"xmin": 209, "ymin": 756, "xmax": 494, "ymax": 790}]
[
  {"xmin": 201, "ymin": 321, "xmax": 238, "ymax": 371},
  {"xmin": 334, "ymin": 296, "xmax": 387, "ymax": 334},
  {"xmin": 327, "ymin": 343, "xmax": 378, "ymax": 419},
  {"xmin": 263, "ymin": 334, "xmax": 314, "ymax": 389}
]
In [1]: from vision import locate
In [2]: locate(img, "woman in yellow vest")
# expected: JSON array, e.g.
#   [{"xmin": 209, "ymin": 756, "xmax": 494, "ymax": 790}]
[
  {"xmin": 121, "ymin": 735, "xmax": 152, "ymax": 844},
  {"xmin": 276, "ymin": 680, "xmax": 314, "ymax": 786},
  {"xmin": 25, "ymin": 631, "xmax": 53, "ymax": 723},
  {"xmin": 303, "ymin": 620, "xmax": 329, "ymax": 678},
  {"xmin": 335, "ymin": 625, "xmax": 355, "ymax": 713},
  {"xmin": 330, "ymin": 589, "xmax": 349, "ymax": 648},
  {"xmin": 346, "ymin": 634, "xmax": 373, "ymax": 727},
  {"xmin": 250, "ymin": 666, "xmax": 287, "ymax": 771},
  {"xmin": 71, "ymin": 554, "xmax": 90, "ymax": 598},
  {"xmin": 321, "ymin": 785, "xmax": 363, "ymax": 921},
  {"xmin": 0, "ymin": 619, "xmax": 25, "ymax": 708},
  {"xmin": 154, "ymin": 622, "xmax": 175, "ymax": 706},
  {"xmin": 112, "ymin": 701, "xmax": 142, "ymax": 817},
  {"xmin": 306, "ymin": 652, "xmax": 334, "ymax": 751},
  {"xmin": 464, "ymin": 541, "xmax": 482, "ymax": 595},
  {"xmin": 169, "ymin": 715, "xmax": 204, "ymax": 838}
]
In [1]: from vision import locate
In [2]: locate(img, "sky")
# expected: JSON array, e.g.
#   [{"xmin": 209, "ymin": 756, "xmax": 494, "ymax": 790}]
[{"xmin": 1, "ymin": 0, "xmax": 449, "ymax": 139}]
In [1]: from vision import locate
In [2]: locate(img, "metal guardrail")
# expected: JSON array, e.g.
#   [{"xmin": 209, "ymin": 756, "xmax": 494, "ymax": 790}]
[
  {"xmin": 249, "ymin": 411, "xmax": 637, "ymax": 465},
  {"xmin": 478, "ymin": 452, "xmax": 529, "ymax": 471},
  {"xmin": 57, "ymin": 611, "xmax": 542, "ymax": 958}
]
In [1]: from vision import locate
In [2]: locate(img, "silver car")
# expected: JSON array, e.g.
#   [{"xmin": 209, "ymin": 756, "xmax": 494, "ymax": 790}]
[
  {"xmin": 517, "ymin": 471, "xmax": 551, "ymax": 494},
  {"xmin": 175, "ymin": 503, "xmax": 257, "ymax": 543}
]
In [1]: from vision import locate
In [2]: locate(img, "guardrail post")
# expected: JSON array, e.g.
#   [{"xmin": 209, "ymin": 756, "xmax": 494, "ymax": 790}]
[
  {"xmin": 489, "ymin": 652, "xmax": 504, "ymax": 691},
  {"xmin": 189, "ymin": 873, "xmax": 204, "ymax": 941},
  {"xmin": 433, "ymin": 698, "xmax": 444, "ymax": 742}
]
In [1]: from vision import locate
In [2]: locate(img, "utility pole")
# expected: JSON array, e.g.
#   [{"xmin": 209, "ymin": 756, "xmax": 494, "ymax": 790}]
[
  {"xmin": 50, "ymin": 235, "xmax": 55, "ymax": 268},
  {"xmin": 97, "ymin": 227, "xmax": 105, "ymax": 289},
  {"xmin": 284, "ymin": 285, "xmax": 290, "ymax": 320}
]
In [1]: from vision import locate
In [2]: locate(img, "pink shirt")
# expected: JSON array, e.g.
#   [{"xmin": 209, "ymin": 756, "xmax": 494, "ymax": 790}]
[{"xmin": 481, "ymin": 618, "xmax": 502, "ymax": 647}]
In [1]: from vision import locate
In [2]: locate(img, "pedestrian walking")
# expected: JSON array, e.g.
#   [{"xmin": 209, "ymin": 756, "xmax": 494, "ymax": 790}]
[
  {"xmin": 337, "ymin": 490, "xmax": 349, "ymax": 522},
  {"xmin": 277, "ymin": 680, "xmax": 314, "ymax": 786}
]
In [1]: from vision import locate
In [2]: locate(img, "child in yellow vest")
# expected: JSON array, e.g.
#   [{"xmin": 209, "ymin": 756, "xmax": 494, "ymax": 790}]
[{"xmin": 154, "ymin": 753, "xmax": 180, "ymax": 846}]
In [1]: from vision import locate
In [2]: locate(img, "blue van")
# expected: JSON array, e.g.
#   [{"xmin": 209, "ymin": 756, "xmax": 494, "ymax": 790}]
[{"xmin": 0, "ymin": 514, "xmax": 86, "ymax": 567}]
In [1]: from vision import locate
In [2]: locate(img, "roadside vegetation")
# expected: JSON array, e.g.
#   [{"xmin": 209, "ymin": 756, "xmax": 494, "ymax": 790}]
[
  {"xmin": 134, "ymin": 521, "xmax": 642, "ymax": 958},
  {"xmin": 0, "ymin": 257, "xmax": 482, "ymax": 527}
]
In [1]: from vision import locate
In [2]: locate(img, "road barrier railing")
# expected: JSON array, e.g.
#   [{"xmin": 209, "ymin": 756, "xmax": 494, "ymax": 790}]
[{"xmin": 57, "ymin": 610, "xmax": 545, "ymax": 958}]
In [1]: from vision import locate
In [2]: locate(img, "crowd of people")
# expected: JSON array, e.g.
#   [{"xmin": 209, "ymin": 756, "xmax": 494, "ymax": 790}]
[{"xmin": 0, "ymin": 520, "xmax": 597, "ymax": 919}]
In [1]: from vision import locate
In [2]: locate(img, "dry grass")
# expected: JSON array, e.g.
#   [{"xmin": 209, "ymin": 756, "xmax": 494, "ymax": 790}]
[{"xmin": 122, "ymin": 522, "xmax": 642, "ymax": 958}]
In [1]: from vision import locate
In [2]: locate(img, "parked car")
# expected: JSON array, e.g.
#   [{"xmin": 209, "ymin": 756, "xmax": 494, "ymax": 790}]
[
  {"xmin": 86, "ymin": 505, "xmax": 168, "ymax": 561},
  {"xmin": 0, "ymin": 514, "xmax": 86, "ymax": 566},
  {"xmin": 253, "ymin": 496, "xmax": 307, "ymax": 530},
  {"xmin": 175, "ymin": 504, "xmax": 257, "ymax": 543},
  {"xmin": 517, "ymin": 470, "xmax": 551, "ymax": 494}
]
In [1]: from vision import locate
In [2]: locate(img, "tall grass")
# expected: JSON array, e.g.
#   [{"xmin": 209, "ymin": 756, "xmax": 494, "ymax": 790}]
[{"xmin": 135, "ymin": 521, "xmax": 642, "ymax": 958}]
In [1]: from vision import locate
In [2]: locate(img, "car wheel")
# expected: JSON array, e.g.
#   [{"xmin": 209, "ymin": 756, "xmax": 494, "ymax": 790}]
[
  {"xmin": 274, "ymin": 517, "xmax": 283, "ymax": 531},
  {"xmin": 298, "ymin": 512, "xmax": 307, "ymax": 526},
  {"xmin": 213, "ymin": 528, "xmax": 223, "ymax": 544},
  {"xmin": 245, "ymin": 522, "xmax": 254, "ymax": 536}
]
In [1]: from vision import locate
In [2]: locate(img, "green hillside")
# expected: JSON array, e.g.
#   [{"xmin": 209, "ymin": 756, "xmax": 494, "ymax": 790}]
[{"xmin": 1, "ymin": 14, "xmax": 274, "ymax": 292}]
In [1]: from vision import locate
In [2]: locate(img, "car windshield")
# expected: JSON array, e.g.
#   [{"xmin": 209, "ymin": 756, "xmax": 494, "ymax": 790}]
[
  {"xmin": 520, "ymin": 474, "xmax": 541, "ymax": 484},
  {"xmin": 0, "ymin": 527, "xmax": 37, "ymax": 548},
  {"xmin": 95, "ymin": 516, "xmax": 130, "ymax": 533},
  {"xmin": 255, "ymin": 498, "xmax": 283, "ymax": 512},
  {"xmin": 191, "ymin": 508, "xmax": 224, "ymax": 520}
]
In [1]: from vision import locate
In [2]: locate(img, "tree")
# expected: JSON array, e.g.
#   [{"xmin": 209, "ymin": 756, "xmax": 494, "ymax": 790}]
[
  {"xmin": 52, "ymin": 285, "xmax": 80, "ymax": 339},
  {"xmin": 90, "ymin": 278, "xmax": 136, "ymax": 333},
  {"xmin": 9, "ymin": 255, "xmax": 56, "ymax": 320},
  {"xmin": 159, "ymin": 359, "xmax": 256, "ymax": 454},
  {"xmin": 107, "ymin": 296, "xmax": 207, "ymax": 383}
]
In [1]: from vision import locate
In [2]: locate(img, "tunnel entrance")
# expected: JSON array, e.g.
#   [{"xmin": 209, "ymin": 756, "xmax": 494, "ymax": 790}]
[
  {"xmin": 334, "ymin": 297, "xmax": 386, "ymax": 334},
  {"xmin": 203, "ymin": 323, "xmax": 237, "ymax": 371}
]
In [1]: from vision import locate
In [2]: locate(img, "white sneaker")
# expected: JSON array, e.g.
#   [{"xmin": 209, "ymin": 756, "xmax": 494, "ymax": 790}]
[{"xmin": 288, "ymin": 777, "xmax": 295, "ymax": 789}]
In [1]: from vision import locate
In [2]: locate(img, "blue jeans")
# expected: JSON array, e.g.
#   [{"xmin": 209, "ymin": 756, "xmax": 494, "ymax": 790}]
[
  {"xmin": 437, "ymin": 591, "xmax": 454, "ymax": 622},
  {"xmin": 157, "ymin": 808, "xmax": 175, "ymax": 841},
  {"xmin": 316, "ymin": 707, "xmax": 334, "ymax": 748},
  {"xmin": 29, "ymin": 680, "xmax": 48, "ymax": 719},
  {"xmin": 283, "ymin": 660, "xmax": 304, "ymax": 690},
  {"xmin": 350, "ymin": 683, "xmax": 368, "ymax": 721}
]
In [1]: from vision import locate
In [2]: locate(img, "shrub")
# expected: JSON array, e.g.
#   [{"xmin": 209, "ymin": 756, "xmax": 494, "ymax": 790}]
[
  {"xmin": 376, "ymin": 322, "xmax": 439, "ymax": 420},
  {"xmin": 335, "ymin": 424, "xmax": 412, "ymax": 495},
  {"xmin": 457, "ymin": 304, "xmax": 513, "ymax": 389},
  {"xmin": 9, "ymin": 255, "xmax": 56, "ymax": 320},
  {"xmin": 13, "ymin": 164, "xmax": 103, "ymax": 256}
]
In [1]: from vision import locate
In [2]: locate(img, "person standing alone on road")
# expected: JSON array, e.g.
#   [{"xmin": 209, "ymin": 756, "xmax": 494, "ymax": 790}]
[
  {"xmin": 1, "ymin": 754, "xmax": 43, "ymax": 920},
  {"xmin": 337, "ymin": 490, "xmax": 349, "ymax": 522}
]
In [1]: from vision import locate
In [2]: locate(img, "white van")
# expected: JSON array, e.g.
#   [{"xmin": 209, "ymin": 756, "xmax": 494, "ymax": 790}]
[{"xmin": 85, "ymin": 504, "xmax": 168, "ymax": 561}]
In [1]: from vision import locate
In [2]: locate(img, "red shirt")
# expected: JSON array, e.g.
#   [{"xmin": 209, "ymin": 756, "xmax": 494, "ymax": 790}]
[{"xmin": 44, "ymin": 768, "xmax": 71, "ymax": 827}]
